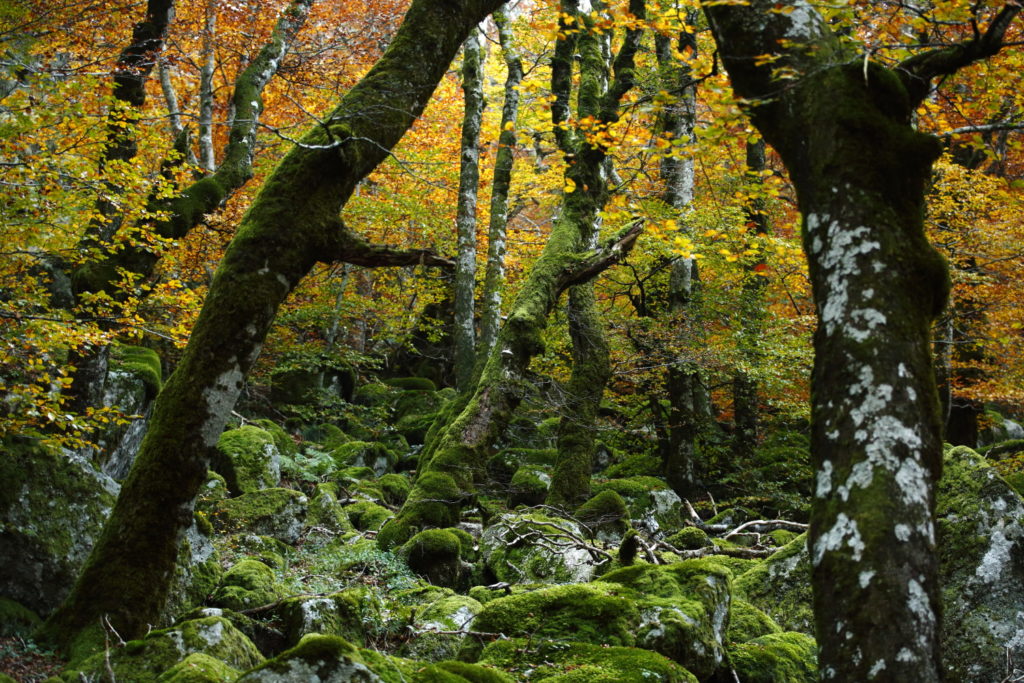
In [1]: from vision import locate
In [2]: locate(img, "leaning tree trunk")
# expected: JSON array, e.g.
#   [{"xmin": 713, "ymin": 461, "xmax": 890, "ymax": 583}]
[
  {"xmin": 453, "ymin": 27, "xmax": 485, "ymax": 392},
  {"xmin": 705, "ymin": 2, "xmax": 1020, "ymax": 679},
  {"xmin": 40, "ymin": 0, "xmax": 505, "ymax": 654}
]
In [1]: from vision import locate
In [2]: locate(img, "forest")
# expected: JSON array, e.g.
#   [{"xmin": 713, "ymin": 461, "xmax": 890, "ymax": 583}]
[{"xmin": 1, "ymin": 0, "xmax": 1023, "ymax": 680}]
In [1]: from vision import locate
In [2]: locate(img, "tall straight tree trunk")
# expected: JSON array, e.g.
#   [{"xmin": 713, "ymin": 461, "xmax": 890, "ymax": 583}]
[
  {"xmin": 198, "ymin": 0, "xmax": 218, "ymax": 172},
  {"xmin": 732, "ymin": 138, "xmax": 770, "ymax": 461},
  {"xmin": 704, "ymin": 1, "xmax": 1019, "ymax": 679},
  {"xmin": 381, "ymin": 0, "xmax": 646, "ymax": 545},
  {"xmin": 655, "ymin": 25, "xmax": 702, "ymax": 499},
  {"xmin": 453, "ymin": 27, "xmax": 485, "ymax": 392},
  {"xmin": 477, "ymin": 8, "xmax": 522, "ymax": 361},
  {"xmin": 40, "ymin": 0, "xmax": 505, "ymax": 654}
]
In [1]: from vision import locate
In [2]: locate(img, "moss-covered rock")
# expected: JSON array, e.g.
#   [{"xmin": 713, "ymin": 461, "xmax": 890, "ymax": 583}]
[
  {"xmin": 353, "ymin": 383, "xmax": 396, "ymax": 407},
  {"xmin": 155, "ymin": 652, "xmax": 242, "ymax": 682},
  {"xmin": 665, "ymin": 526, "xmax": 712, "ymax": 550},
  {"xmin": 400, "ymin": 593, "xmax": 483, "ymax": 662},
  {"xmin": 197, "ymin": 471, "xmax": 230, "ymax": 513},
  {"xmin": 733, "ymin": 533, "xmax": 813, "ymax": 636},
  {"xmin": 604, "ymin": 453, "xmax": 661, "ymax": 479},
  {"xmin": 937, "ymin": 445, "xmax": 1024, "ymax": 681},
  {"xmin": 0, "ymin": 597, "xmax": 41, "ymax": 637},
  {"xmin": 0, "ymin": 438, "xmax": 118, "ymax": 615},
  {"xmin": 110, "ymin": 344, "xmax": 163, "ymax": 398},
  {"xmin": 251, "ymin": 419, "xmax": 298, "ymax": 459},
  {"xmin": 212, "ymin": 560, "xmax": 284, "ymax": 611},
  {"xmin": 306, "ymin": 483, "xmax": 356, "ymax": 536},
  {"xmin": 385, "ymin": 377, "xmax": 438, "ymax": 392},
  {"xmin": 378, "ymin": 473, "xmax": 412, "ymax": 507},
  {"xmin": 210, "ymin": 488, "xmax": 308, "ymax": 544},
  {"xmin": 402, "ymin": 528, "xmax": 472, "ymax": 590},
  {"xmin": 600, "ymin": 560, "xmax": 733, "ymax": 679},
  {"xmin": 215, "ymin": 534, "xmax": 290, "ymax": 570},
  {"xmin": 508, "ymin": 464, "xmax": 551, "ymax": 507},
  {"xmin": 276, "ymin": 589, "xmax": 365, "ymax": 649},
  {"xmin": 592, "ymin": 477, "xmax": 683, "ymax": 532},
  {"xmin": 332, "ymin": 441, "xmax": 397, "ymax": 477},
  {"xmin": 163, "ymin": 517, "xmax": 223, "ymax": 623},
  {"xmin": 345, "ymin": 500, "xmax": 393, "ymax": 532},
  {"xmin": 462, "ymin": 583, "xmax": 641, "ymax": 662},
  {"xmin": 215, "ymin": 426, "xmax": 281, "ymax": 495},
  {"xmin": 477, "ymin": 639, "xmax": 697, "ymax": 682},
  {"xmin": 573, "ymin": 489, "xmax": 630, "ymax": 543},
  {"xmin": 68, "ymin": 616, "xmax": 262, "ymax": 681},
  {"xmin": 727, "ymin": 599, "xmax": 783, "ymax": 644},
  {"xmin": 729, "ymin": 632, "xmax": 817, "ymax": 683},
  {"xmin": 396, "ymin": 412, "xmax": 437, "ymax": 445},
  {"xmin": 480, "ymin": 512, "xmax": 599, "ymax": 585}
]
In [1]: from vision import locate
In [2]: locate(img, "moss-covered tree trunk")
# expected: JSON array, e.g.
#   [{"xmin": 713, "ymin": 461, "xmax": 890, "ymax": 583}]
[
  {"xmin": 40, "ymin": 0, "xmax": 505, "ymax": 654},
  {"xmin": 454, "ymin": 27, "xmax": 485, "ymax": 392},
  {"xmin": 705, "ymin": 1, "xmax": 1020, "ymax": 679},
  {"xmin": 477, "ymin": 8, "xmax": 522, "ymax": 361}
]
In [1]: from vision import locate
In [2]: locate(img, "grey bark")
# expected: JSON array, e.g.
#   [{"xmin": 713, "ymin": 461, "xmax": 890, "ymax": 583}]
[{"xmin": 454, "ymin": 27, "xmax": 485, "ymax": 392}]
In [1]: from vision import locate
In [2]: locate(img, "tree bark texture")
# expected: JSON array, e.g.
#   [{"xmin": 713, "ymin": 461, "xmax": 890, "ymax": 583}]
[
  {"xmin": 41, "ymin": 0, "xmax": 505, "ymax": 653},
  {"xmin": 454, "ymin": 28, "xmax": 485, "ymax": 392},
  {"xmin": 704, "ymin": 2, "xmax": 958, "ymax": 679},
  {"xmin": 477, "ymin": 8, "xmax": 522, "ymax": 361}
]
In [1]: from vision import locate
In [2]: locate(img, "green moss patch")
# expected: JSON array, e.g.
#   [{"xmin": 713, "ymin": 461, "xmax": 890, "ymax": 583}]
[
  {"xmin": 212, "ymin": 560, "xmax": 283, "ymax": 611},
  {"xmin": 477, "ymin": 639, "xmax": 697, "ymax": 682},
  {"xmin": 210, "ymin": 488, "xmax": 308, "ymax": 544},
  {"xmin": 729, "ymin": 632, "xmax": 817, "ymax": 683}
]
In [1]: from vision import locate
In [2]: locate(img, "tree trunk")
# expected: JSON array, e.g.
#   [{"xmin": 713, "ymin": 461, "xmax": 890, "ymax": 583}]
[
  {"xmin": 477, "ymin": 8, "xmax": 522, "ymax": 361},
  {"xmin": 732, "ymin": 138, "xmax": 770, "ymax": 461},
  {"xmin": 700, "ymin": 1, "xmax": 1004, "ymax": 678},
  {"xmin": 40, "ymin": 0, "xmax": 505, "ymax": 654},
  {"xmin": 655, "ymin": 25, "xmax": 703, "ymax": 499},
  {"xmin": 454, "ymin": 28, "xmax": 485, "ymax": 392}
]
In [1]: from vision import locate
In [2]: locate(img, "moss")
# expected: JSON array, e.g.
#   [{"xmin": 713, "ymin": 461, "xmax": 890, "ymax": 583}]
[
  {"xmin": 593, "ymin": 476, "xmax": 683, "ymax": 531},
  {"xmin": 386, "ymin": 377, "xmax": 438, "ymax": 392},
  {"xmin": 345, "ymin": 500, "xmax": 393, "ymax": 532},
  {"xmin": 402, "ymin": 528, "xmax": 467, "ymax": 589},
  {"xmin": 276, "ymin": 589, "xmax": 365, "ymax": 648},
  {"xmin": 400, "ymin": 593, "xmax": 484, "ymax": 661},
  {"xmin": 477, "ymin": 639, "xmax": 696, "ymax": 682},
  {"xmin": 353, "ymin": 383, "xmax": 396, "ymax": 407},
  {"xmin": 509, "ymin": 464, "xmax": 551, "ymax": 507},
  {"xmin": 216, "ymin": 534, "xmax": 290, "ymax": 569},
  {"xmin": 303, "ymin": 423, "xmax": 349, "ymax": 450},
  {"xmin": 485, "ymin": 451, "xmax": 519, "ymax": 487},
  {"xmin": 462, "ymin": 583, "xmax": 641, "ymax": 662},
  {"xmin": 251, "ymin": 419, "xmax": 298, "ymax": 458},
  {"xmin": 599, "ymin": 561, "xmax": 733, "ymax": 678},
  {"xmin": 336, "ymin": 465, "xmax": 377, "ymax": 482},
  {"xmin": 69, "ymin": 616, "xmax": 262, "ymax": 681},
  {"xmin": 155, "ymin": 652, "xmax": 241, "ymax": 682},
  {"xmin": 604, "ymin": 453, "xmax": 661, "ymax": 479},
  {"xmin": 397, "ymin": 412, "xmax": 438, "ymax": 445},
  {"xmin": 729, "ymin": 632, "xmax": 817, "ymax": 683},
  {"xmin": 209, "ymin": 488, "xmax": 308, "ymax": 545},
  {"xmin": 377, "ymin": 471, "xmax": 462, "ymax": 549},
  {"xmin": 480, "ymin": 512, "xmax": 597, "ymax": 584},
  {"xmin": 728, "ymin": 599, "xmax": 783, "ymax": 643},
  {"xmin": 733, "ymin": 533, "xmax": 813, "ymax": 635},
  {"xmin": 306, "ymin": 483, "xmax": 356, "ymax": 535},
  {"xmin": 574, "ymin": 489, "xmax": 630, "ymax": 541},
  {"xmin": 0, "ymin": 597, "xmax": 41, "ymax": 637},
  {"xmin": 431, "ymin": 660, "xmax": 513, "ymax": 683},
  {"xmin": 706, "ymin": 506, "xmax": 757, "ymax": 527},
  {"xmin": 332, "ymin": 441, "xmax": 397, "ymax": 476},
  {"xmin": 215, "ymin": 426, "xmax": 280, "ymax": 494},
  {"xmin": 665, "ymin": 526, "xmax": 712, "ymax": 550},
  {"xmin": 212, "ymin": 559, "xmax": 283, "ymax": 611},
  {"xmin": 618, "ymin": 529, "xmax": 640, "ymax": 565},
  {"xmin": 110, "ymin": 344, "xmax": 163, "ymax": 397},
  {"xmin": 378, "ymin": 473, "xmax": 412, "ymax": 506}
]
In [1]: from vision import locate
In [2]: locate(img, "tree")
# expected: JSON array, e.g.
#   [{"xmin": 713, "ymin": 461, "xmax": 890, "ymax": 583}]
[
  {"xmin": 703, "ymin": 1, "xmax": 1020, "ymax": 679},
  {"xmin": 40, "ymin": 0, "xmax": 506, "ymax": 654}
]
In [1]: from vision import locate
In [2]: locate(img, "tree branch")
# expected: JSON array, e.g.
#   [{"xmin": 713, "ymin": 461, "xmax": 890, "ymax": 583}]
[
  {"xmin": 897, "ymin": 4, "xmax": 1022, "ymax": 106},
  {"xmin": 331, "ymin": 220, "xmax": 455, "ymax": 269},
  {"xmin": 555, "ymin": 219, "xmax": 644, "ymax": 295}
]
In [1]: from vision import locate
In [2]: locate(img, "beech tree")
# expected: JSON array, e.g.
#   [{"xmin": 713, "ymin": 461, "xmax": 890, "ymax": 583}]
[
  {"xmin": 40, "ymin": 0, "xmax": 506, "ymax": 654},
  {"xmin": 703, "ymin": 0, "xmax": 1021, "ymax": 679}
]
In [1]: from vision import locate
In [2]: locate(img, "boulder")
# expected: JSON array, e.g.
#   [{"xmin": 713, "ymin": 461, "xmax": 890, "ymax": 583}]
[
  {"xmin": 729, "ymin": 632, "xmax": 817, "ymax": 683},
  {"xmin": 0, "ymin": 438, "xmax": 118, "ymax": 615},
  {"xmin": 733, "ymin": 534, "xmax": 814, "ymax": 636},
  {"xmin": 212, "ymin": 559, "xmax": 283, "ymax": 612},
  {"xmin": 215, "ymin": 426, "xmax": 281, "ymax": 495},
  {"xmin": 401, "ymin": 528, "xmax": 473, "ymax": 590},
  {"xmin": 480, "ymin": 512, "xmax": 600, "ymax": 584},
  {"xmin": 331, "ymin": 441, "xmax": 397, "ymax": 477},
  {"xmin": 478, "ymin": 639, "xmax": 696, "ymax": 682},
  {"xmin": 210, "ymin": 488, "xmax": 307, "ymax": 544},
  {"xmin": 593, "ymin": 476, "xmax": 684, "ymax": 534},
  {"xmin": 399, "ymin": 592, "xmax": 483, "ymax": 662},
  {"xmin": 276, "ymin": 589, "xmax": 365, "ymax": 649},
  {"xmin": 937, "ymin": 445, "xmax": 1024, "ymax": 682},
  {"xmin": 68, "ymin": 616, "xmax": 263, "ymax": 681}
]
